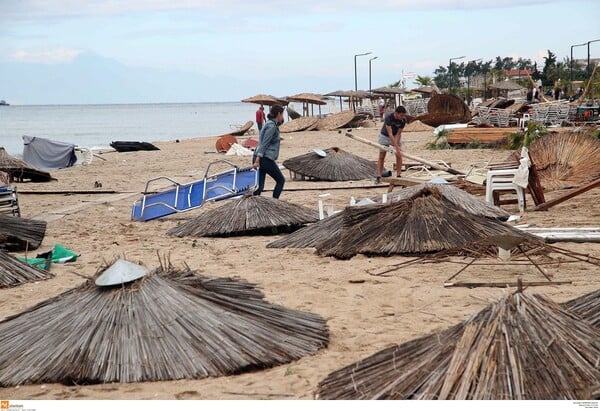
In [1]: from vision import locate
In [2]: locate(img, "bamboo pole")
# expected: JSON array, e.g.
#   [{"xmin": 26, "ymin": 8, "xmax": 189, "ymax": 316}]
[
  {"xmin": 576, "ymin": 63, "xmax": 599, "ymax": 106},
  {"xmin": 345, "ymin": 132, "xmax": 467, "ymax": 175},
  {"xmin": 444, "ymin": 280, "xmax": 571, "ymax": 288}
]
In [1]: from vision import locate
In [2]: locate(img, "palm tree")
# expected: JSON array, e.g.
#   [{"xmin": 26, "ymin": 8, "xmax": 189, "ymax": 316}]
[{"xmin": 415, "ymin": 75, "xmax": 433, "ymax": 87}]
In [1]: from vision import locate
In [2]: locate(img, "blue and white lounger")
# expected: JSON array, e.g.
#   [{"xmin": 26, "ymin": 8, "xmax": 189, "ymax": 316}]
[{"xmin": 131, "ymin": 160, "xmax": 258, "ymax": 222}]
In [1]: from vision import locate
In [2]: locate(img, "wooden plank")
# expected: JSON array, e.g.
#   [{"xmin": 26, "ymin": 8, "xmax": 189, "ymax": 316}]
[
  {"xmin": 533, "ymin": 178, "xmax": 600, "ymax": 211},
  {"xmin": 444, "ymin": 280, "xmax": 572, "ymax": 288}
]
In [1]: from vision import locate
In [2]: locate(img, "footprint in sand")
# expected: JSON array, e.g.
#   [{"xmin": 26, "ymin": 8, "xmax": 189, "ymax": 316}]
[{"xmin": 175, "ymin": 390, "xmax": 201, "ymax": 400}]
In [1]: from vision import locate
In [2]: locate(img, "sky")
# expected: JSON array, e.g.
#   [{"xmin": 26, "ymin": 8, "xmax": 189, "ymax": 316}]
[{"xmin": 1, "ymin": 0, "xmax": 599, "ymax": 104}]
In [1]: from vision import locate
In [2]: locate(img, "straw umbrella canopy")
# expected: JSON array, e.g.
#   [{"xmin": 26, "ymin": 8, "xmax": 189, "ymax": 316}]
[
  {"xmin": 167, "ymin": 194, "xmax": 319, "ymax": 238},
  {"xmin": 268, "ymin": 184, "xmax": 511, "ymax": 250},
  {"xmin": 564, "ymin": 288, "xmax": 600, "ymax": 328},
  {"xmin": 371, "ymin": 86, "xmax": 406, "ymax": 95},
  {"xmin": 413, "ymin": 93, "xmax": 472, "ymax": 127},
  {"xmin": 0, "ymin": 148, "xmax": 52, "ymax": 182},
  {"xmin": 241, "ymin": 94, "xmax": 281, "ymax": 106},
  {"xmin": 286, "ymin": 93, "xmax": 327, "ymax": 117},
  {"xmin": 315, "ymin": 111, "xmax": 356, "ymax": 131},
  {"xmin": 282, "ymin": 147, "xmax": 377, "ymax": 181},
  {"xmin": 316, "ymin": 290, "xmax": 600, "ymax": 399},
  {"xmin": 0, "ymin": 250, "xmax": 53, "ymax": 288},
  {"xmin": 528, "ymin": 130, "xmax": 600, "ymax": 191},
  {"xmin": 278, "ymin": 116, "xmax": 320, "ymax": 133},
  {"xmin": 0, "ymin": 214, "xmax": 47, "ymax": 251},
  {"xmin": 0, "ymin": 260, "xmax": 329, "ymax": 386},
  {"xmin": 316, "ymin": 185, "xmax": 528, "ymax": 259}
]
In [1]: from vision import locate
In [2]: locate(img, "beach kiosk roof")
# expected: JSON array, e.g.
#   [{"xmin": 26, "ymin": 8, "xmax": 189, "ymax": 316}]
[
  {"xmin": 0, "ymin": 260, "xmax": 329, "ymax": 386},
  {"xmin": 316, "ymin": 290, "xmax": 600, "ymax": 399}
]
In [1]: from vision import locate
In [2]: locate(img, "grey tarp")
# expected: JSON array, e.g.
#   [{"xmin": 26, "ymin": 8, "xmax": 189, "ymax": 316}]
[{"xmin": 22, "ymin": 136, "xmax": 77, "ymax": 170}]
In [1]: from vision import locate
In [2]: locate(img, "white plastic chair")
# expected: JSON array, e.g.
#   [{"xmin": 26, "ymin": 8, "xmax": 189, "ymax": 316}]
[{"xmin": 485, "ymin": 169, "xmax": 525, "ymax": 213}]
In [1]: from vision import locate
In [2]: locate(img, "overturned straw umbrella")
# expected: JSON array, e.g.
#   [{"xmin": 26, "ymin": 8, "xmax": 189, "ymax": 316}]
[
  {"xmin": 279, "ymin": 116, "xmax": 319, "ymax": 133},
  {"xmin": 0, "ymin": 214, "xmax": 47, "ymax": 251},
  {"xmin": 528, "ymin": 131, "xmax": 600, "ymax": 191},
  {"xmin": 564, "ymin": 288, "xmax": 600, "ymax": 328},
  {"xmin": 0, "ymin": 148, "xmax": 52, "ymax": 182},
  {"xmin": 315, "ymin": 111, "xmax": 356, "ymax": 131},
  {"xmin": 0, "ymin": 250, "xmax": 54, "ymax": 288},
  {"xmin": 413, "ymin": 93, "xmax": 471, "ymax": 127},
  {"xmin": 0, "ymin": 259, "xmax": 329, "ymax": 386},
  {"xmin": 316, "ymin": 290, "xmax": 600, "ymax": 400},
  {"xmin": 268, "ymin": 184, "xmax": 511, "ymax": 250},
  {"xmin": 317, "ymin": 185, "xmax": 528, "ymax": 259},
  {"xmin": 282, "ymin": 147, "xmax": 377, "ymax": 181},
  {"xmin": 167, "ymin": 194, "xmax": 318, "ymax": 237}
]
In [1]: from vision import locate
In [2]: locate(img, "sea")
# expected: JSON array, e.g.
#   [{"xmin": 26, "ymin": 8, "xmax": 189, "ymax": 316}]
[{"xmin": 0, "ymin": 102, "xmax": 273, "ymax": 157}]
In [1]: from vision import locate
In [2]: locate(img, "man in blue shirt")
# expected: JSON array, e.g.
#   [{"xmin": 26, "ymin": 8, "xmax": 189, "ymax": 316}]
[{"xmin": 377, "ymin": 106, "xmax": 407, "ymax": 179}]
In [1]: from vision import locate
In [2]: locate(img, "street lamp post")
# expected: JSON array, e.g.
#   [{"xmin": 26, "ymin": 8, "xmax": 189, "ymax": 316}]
[
  {"xmin": 587, "ymin": 39, "xmax": 600, "ymax": 77},
  {"xmin": 448, "ymin": 55, "xmax": 466, "ymax": 93},
  {"xmin": 467, "ymin": 58, "xmax": 482, "ymax": 105},
  {"xmin": 368, "ymin": 56, "xmax": 378, "ymax": 92},
  {"xmin": 354, "ymin": 52, "xmax": 372, "ymax": 91},
  {"xmin": 570, "ymin": 42, "xmax": 586, "ymax": 93}
]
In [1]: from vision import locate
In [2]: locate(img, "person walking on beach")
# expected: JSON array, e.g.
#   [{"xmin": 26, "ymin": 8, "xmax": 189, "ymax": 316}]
[
  {"xmin": 377, "ymin": 106, "xmax": 407, "ymax": 181},
  {"xmin": 252, "ymin": 105, "xmax": 285, "ymax": 199},
  {"xmin": 255, "ymin": 105, "xmax": 266, "ymax": 132},
  {"xmin": 378, "ymin": 97, "xmax": 386, "ymax": 119}
]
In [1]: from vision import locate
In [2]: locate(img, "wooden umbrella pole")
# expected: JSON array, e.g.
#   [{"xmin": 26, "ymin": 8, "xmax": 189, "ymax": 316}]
[
  {"xmin": 576, "ymin": 63, "xmax": 599, "ymax": 106},
  {"xmin": 345, "ymin": 132, "xmax": 467, "ymax": 176}
]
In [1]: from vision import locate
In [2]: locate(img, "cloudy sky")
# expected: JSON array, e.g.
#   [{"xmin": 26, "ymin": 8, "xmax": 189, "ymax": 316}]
[{"xmin": 1, "ymin": 0, "xmax": 599, "ymax": 104}]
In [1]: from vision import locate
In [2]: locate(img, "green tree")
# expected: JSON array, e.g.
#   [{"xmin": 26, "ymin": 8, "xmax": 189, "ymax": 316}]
[{"xmin": 415, "ymin": 75, "xmax": 433, "ymax": 86}]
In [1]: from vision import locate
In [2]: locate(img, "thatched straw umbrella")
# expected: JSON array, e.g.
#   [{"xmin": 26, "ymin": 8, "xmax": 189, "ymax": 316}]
[
  {"xmin": 167, "ymin": 194, "xmax": 319, "ymax": 237},
  {"xmin": 279, "ymin": 116, "xmax": 319, "ymax": 133},
  {"xmin": 316, "ymin": 290, "xmax": 600, "ymax": 400},
  {"xmin": 0, "ymin": 148, "xmax": 52, "ymax": 182},
  {"xmin": 528, "ymin": 131, "xmax": 600, "ymax": 191},
  {"xmin": 0, "ymin": 214, "xmax": 47, "ymax": 251},
  {"xmin": 317, "ymin": 185, "xmax": 529, "ymax": 259},
  {"xmin": 0, "ymin": 250, "xmax": 53, "ymax": 288},
  {"xmin": 413, "ymin": 93, "xmax": 471, "ymax": 127},
  {"xmin": 564, "ymin": 288, "xmax": 600, "ymax": 328},
  {"xmin": 268, "ymin": 184, "xmax": 511, "ymax": 251},
  {"xmin": 0, "ymin": 260, "xmax": 329, "ymax": 386},
  {"xmin": 315, "ymin": 111, "xmax": 356, "ymax": 131},
  {"xmin": 282, "ymin": 147, "xmax": 377, "ymax": 181},
  {"xmin": 241, "ymin": 94, "xmax": 282, "ymax": 106}
]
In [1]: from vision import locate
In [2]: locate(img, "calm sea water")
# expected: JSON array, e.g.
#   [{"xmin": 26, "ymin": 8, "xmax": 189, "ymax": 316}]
[{"xmin": 0, "ymin": 102, "xmax": 267, "ymax": 156}]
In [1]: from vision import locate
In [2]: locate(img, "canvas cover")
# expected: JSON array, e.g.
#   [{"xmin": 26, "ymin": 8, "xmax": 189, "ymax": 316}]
[{"xmin": 22, "ymin": 135, "xmax": 77, "ymax": 170}]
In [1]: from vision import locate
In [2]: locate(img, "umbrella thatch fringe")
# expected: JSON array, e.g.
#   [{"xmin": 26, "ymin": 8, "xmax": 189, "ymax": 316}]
[
  {"xmin": 0, "ymin": 214, "xmax": 47, "ymax": 251},
  {"xmin": 0, "ymin": 263, "xmax": 328, "ymax": 386},
  {"xmin": 564, "ymin": 288, "xmax": 600, "ymax": 329},
  {"xmin": 528, "ymin": 131, "xmax": 600, "ymax": 191},
  {"xmin": 282, "ymin": 147, "xmax": 377, "ymax": 181},
  {"xmin": 167, "ymin": 195, "xmax": 318, "ymax": 237},
  {"xmin": 268, "ymin": 184, "xmax": 511, "ymax": 251},
  {"xmin": 316, "ymin": 291, "xmax": 600, "ymax": 400},
  {"xmin": 413, "ymin": 94, "xmax": 471, "ymax": 127},
  {"xmin": 0, "ymin": 250, "xmax": 54, "ymax": 288},
  {"xmin": 317, "ymin": 186, "xmax": 536, "ymax": 259}
]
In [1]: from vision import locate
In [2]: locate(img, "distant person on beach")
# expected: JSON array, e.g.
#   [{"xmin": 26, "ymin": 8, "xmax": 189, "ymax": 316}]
[
  {"xmin": 252, "ymin": 104, "xmax": 285, "ymax": 199},
  {"xmin": 554, "ymin": 87, "xmax": 561, "ymax": 101},
  {"xmin": 378, "ymin": 97, "xmax": 385, "ymax": 119},
  {"xmin": 255, "ymin": 105, "xmax": 266, "ymax": 132},
  {"xmin": 377, "ymin": 105, "xmax": 407, "ymax": 181}
]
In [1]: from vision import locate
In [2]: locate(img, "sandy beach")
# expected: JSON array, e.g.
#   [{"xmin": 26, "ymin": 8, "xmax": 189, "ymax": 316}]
[{"xmin": 1, "ymin": 125, "xmax": 599, "ymax": 400}]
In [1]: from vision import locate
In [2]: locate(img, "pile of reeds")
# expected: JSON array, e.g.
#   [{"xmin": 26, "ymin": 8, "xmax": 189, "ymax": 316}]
[
  {"xmin": 267, "ymin": 212, "xmax": 344, "ymax": 249},
  {"xmin": 0, "ymin": 148, "xmax": 52, "ymax": 182},
  {"xmin": 316, "ymin": 291, "xmax": 600, "ymax": 399},
  {"xmin": 564, "ymin": 288, "xmax": 600, "ymax": 328},
  {"xmin": 282, "ymin": 147, "xmax": 377, "ymax": 181},
  {"xmin": 528, "ymin": 131, "xmax": 600, "ymax": 191},
  {"xmin": 279, "ymin": 117, "xmax": 319, "ymax": 133},
  {"xmin": 0, "ymin": 214, "xmax": 47, "ymax": 251},
  {"xmin": 0, "ymin": 262, "xmax": 329, "ymax": 386},
  {"xmin": 0, "ymin": 250, "xmax": 53, "ymax": 288},
  {"xmin": 167, "ymin": 195, "xmax": 318, "ymax": 237},
  {"xmin": 317, "ymin": 186, "xmax": 535, "ymax": 259}
]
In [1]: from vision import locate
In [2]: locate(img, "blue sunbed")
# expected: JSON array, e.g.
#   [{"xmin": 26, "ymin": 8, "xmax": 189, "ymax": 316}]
[{"xmin": 131, "ymin": 160, "xmax": 258, "ymax": 222}]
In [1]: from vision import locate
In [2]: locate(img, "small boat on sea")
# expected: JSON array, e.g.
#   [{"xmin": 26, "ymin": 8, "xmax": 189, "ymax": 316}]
[{"xmin": 0, "ymin": 100, "xmax": 9, "ymax": 106}]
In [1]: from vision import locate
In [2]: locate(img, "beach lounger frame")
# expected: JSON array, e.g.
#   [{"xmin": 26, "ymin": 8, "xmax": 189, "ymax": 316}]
[{"xmin": 131, "ymin": 160, "xmax": 258, "ymax": 222}]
